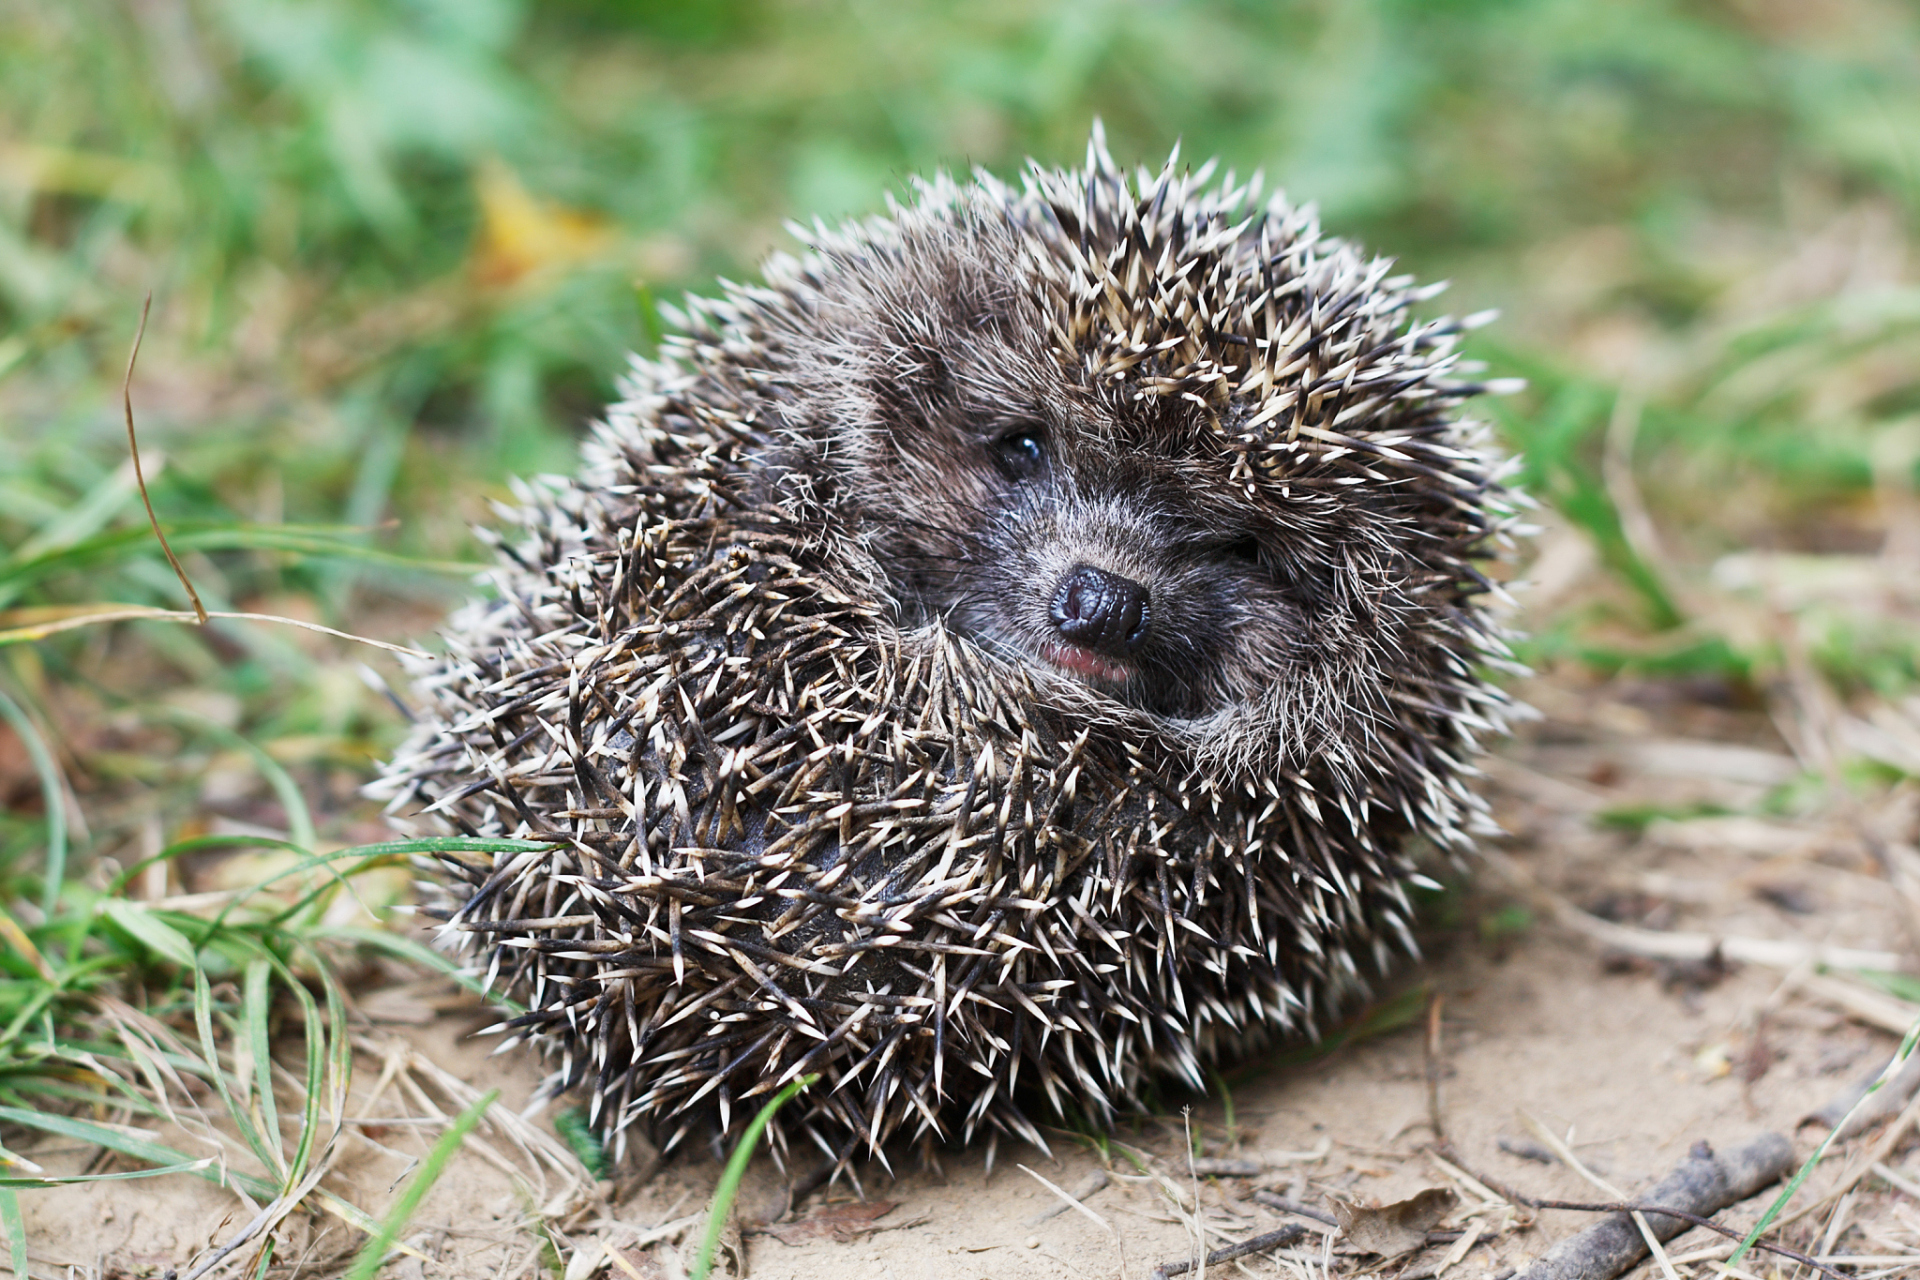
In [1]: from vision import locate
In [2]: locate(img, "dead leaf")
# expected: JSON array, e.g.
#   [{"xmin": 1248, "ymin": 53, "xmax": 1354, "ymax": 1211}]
[
  {"xmin": 1330, "ymin": 1187, "xmax": 1457, "ymax": 1257},
  {"xmin": 761, "ymin": 1200, "xmax": 900, "ymax": 1245},
  {"xmin": 472, "ymin": 159, "xmax": 612, "ymax": 289}
]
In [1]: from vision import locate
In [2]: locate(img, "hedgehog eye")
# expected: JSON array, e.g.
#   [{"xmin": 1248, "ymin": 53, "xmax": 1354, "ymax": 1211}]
[
  {"xmin": 1222, "ymin": 537, "xmax": 1263, "ymax": 566},
  {"xmin": 992, "ymin": 427, "xmax": 1047, "ymax": 480}
]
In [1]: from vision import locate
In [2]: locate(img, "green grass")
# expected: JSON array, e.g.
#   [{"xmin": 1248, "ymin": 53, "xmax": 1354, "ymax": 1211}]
[
  {"xmin": 690, "ymin": 1074, "xmax": 817, "ymax": 1280},
  {"xmin": 4, "ymin": 0, "xmax": 1920, "ymax": 1272},
  {"xmin": 341, "ymin": 1087, "xmax": 501, "ymax": 1280},
  {"xmin": 0, "ymin": 697, "xmax": 548, "ymax": 1269},
  {"xmin": 1728, "ymin": 1011, "xmax": 1920, "ymax": 1273}
]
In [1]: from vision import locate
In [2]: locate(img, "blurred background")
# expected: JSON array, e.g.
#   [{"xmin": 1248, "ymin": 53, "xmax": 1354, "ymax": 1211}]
[{"xmin": 2, "ymin": 0, "xmax": 1919, "ymax": 872}]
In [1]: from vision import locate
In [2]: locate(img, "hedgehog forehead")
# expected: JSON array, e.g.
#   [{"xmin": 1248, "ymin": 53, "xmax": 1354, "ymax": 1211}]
[
  {"xmin": 790, "ymin": 151, "xmax": 1476, "ymax": 542},
  {"xmin": 968, "ymin": 160, "xmax": 1461, "ymax": 463}
]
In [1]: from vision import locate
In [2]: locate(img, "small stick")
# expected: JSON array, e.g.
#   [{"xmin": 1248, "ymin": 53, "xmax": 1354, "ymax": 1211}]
[
  {"xmin": 1512, "ymin": 1132, "xmax": 1804, "ymax": 1280},
  {"xmin": 1806, "ymin": 1047, "xmax": 1920, "ymax": 1138},
  {"xmin": 1149, "ymin": 1223, "xmax": 1308, "ymax": 1279},
  {"xmin": 1437, "ymin": 1142, "xmax": 1835, "ymax": 1277},
  {"xmin": 1250, "ymin": 1190, "xmax": 1337, "ymax": 1227},
  {"xmin": 122, "ymin": 293, "xmax": 208, "ymax": 625}
]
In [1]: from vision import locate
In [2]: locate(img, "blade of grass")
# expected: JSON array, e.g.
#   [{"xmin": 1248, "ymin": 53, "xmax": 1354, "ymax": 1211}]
[
  {"xmin": 0, "ymin": 1161, "xmax": 214, "ymax": 1187},
  {"xmin": 122, "ymin": 292, "xmax": 208, "ymax": 625},
  {"xmin": 99, "ymin": 900, "xmax": 196, "ymax": 969},
  {"xmin": 1723, "ymin": 1009, "xmax": 1920, "ymax": 1273},
  {"xmin": 111, "ymin": 837, "xmax": 548, "ymax": 900},
  {"xmin": 0, "ymin": 1187, "xmax": 26, "ymax": 1280},
  {"xmin": 242, "ymin": 958, "xmax": 278, "ymax": 1160},
  {"xmin": 0, "ymin": 908, "xmax": 52, "ymax": 984},
  {"xmin": 277, "ymin": 948, "xmax": 327, "ymax": 1188},
  {"xmin": 0, "ymin": 1104, "xmax": 279, "ymax": 1201},
  {"xmin": 0, "ymin": 685, "xmax": 68, "ymax": 918},
  {"xmin": 193, "ymin": 961, "xmax": 289, "ymax": 1182},
  {"xmin": 689, "ymin": 1074, "xmax": 818, "ymax": 1280},
  {"xmin": 315, "ymin": 946, "xmax": 352, "ymax": 1125},
  {"xmin": 0, "ymin": 605, "xmax": 431, "ymax": 658},
  {"xmin": 8, "ymin": 455, "xmax": 146, "ymax": 566},
  {"xmin": 315, "ymin": 926, "xmax": 529, "ymax": 1013},
  {"xmin": 339, "ymin": 1087, "xmax": 500, "ymax": 1280},
  {"xmin": 101, "ymin": 1014, "xmax": 194, "ymax": 1131},
  {"xmin": 186, "ymin": 836, "xmax": 550, "ymax": 935},
  {"xmin": 1, "ymin": 1075, "xmax": 171, "ymax": 1118},
  {"xmin": 0, "ymin": 523, "xmax": 485, "ymax": 604}
]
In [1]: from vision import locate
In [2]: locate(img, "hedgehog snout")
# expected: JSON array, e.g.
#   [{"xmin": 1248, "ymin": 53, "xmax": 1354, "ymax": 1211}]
[{"xmin": 1049, "ymin": 565, "xmax": 1152, "ymax": 657}]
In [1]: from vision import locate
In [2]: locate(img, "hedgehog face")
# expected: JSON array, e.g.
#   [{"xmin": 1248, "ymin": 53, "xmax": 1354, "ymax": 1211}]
[{"xmin": 862, "ymin": 392, "xmax": 1316, "ymax": 721}]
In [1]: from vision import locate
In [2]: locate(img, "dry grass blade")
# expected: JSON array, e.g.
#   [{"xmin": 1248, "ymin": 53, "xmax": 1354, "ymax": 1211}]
[
  {"xmin": 1788, "ymin": 971, "xmax": 1920, "ymax": 1037},
  {"xmin": 1017, "ymin": 1163, "xmax": 1111, "ymax": 1232},
  {"xmin": 180, "ymin": 1153, "xmax": 338, "ymax": 1280},
  {"xmin": 1478, "ymin": 845, "xmax": 1903, "ymax": 971},
  {"xmin": 120, "ymin": 293, "xmax": 206, "ymax": 626},
  {"xmin": 0, "ymin": 605, "xmax": 431, "ymax": 657},
  {"xmin": 349, "ymin": 1032, "xmax": 592, "ymax": 1208}
]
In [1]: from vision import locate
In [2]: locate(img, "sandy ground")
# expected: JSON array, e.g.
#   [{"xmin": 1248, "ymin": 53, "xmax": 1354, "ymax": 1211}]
[{"xmin": 17, "ymin": 666, "xmax": 1920, "ymax": 1280}]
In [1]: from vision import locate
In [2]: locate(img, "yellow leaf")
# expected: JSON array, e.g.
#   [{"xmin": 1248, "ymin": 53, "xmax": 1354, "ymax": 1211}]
[{"xmin": 471, "ymin": 158, "xmax": 611, "ymax": 289}]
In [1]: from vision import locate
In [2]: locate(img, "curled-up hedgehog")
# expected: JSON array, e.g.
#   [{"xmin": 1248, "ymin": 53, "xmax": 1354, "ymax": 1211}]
[{"xmin": 376, "ymin": 127, "xmax": 1524, "ymax": 1172}]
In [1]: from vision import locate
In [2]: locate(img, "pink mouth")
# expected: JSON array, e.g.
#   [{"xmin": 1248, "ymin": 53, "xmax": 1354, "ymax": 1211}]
[{"xmin": 1039, "ymin": 641, "xmax": 1134, "ymax": 684}]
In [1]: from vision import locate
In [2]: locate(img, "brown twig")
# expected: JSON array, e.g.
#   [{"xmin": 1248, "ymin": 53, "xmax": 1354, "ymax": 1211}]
[
  {"xmin": 1148, "ymin": 1223, "xmax": 1309, "ymax": 1278},
  {"xmin": 1808, "ymin": 1047, "xmax": 1920, "ymax": 1138},
  {"xmin": 1250, "ymin": 1190, "xmax": 1337, "ymax": 1226},
  {"xmin": 1431, "ymin": 1141, "xmax": 1845, "ymax": 1279},
  {"xmin": 1520, "ymin": 1197, "xmax": 1843, "ymax": 1278},
  {"xmin": 1493, "ymin": 1133, "xmax": 1823, "ymax": 1280},
  {"xmin": 123, "ymin": 293, "xmax": 208, "ymax": 625}
]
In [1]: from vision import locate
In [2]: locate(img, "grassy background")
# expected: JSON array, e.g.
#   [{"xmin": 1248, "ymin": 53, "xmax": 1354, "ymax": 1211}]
[{"xmin": 0, "ymin": 0, "xmax": 1918, "ymax": 1267}]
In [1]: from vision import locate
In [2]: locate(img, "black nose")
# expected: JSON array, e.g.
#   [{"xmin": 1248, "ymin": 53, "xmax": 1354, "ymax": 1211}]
[{"xmin": 1049, "ymin": 565, "xmax": 1151, "ymax": 657}]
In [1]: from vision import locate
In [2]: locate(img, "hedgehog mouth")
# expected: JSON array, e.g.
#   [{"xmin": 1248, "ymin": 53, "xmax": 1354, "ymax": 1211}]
[{"xmin": 1038, "ymin": 640, "xmax": 1135, "ymax": 685}]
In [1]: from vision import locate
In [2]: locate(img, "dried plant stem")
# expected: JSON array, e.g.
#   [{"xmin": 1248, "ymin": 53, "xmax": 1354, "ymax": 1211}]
[
  {"xmin": 0, "ymin": 605, "xmax": 429, "ymax": 657},
  {"xmin": 1149, "ymin": 1224, "xmax": 1310, "ymax": 1278},
  {"xmin": 1477, "ymin": 844, "xmax": 1902, "ymax": 971},
  {"xmin": 122, "ymin": 294, "xmax": 208, "ymax": 625},
  {"xmin": 1504, "ymin": 1133, "xmax": 1801, "ymax": 1280},
  {"xmin": 1602, "ymin": 377, "xmax": 1687, "ymax": 623}
]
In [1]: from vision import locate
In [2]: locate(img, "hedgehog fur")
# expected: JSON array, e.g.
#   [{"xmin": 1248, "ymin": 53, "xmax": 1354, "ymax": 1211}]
[{"xmin": 376, "ymin": 127, "xmax": 1524, "ymax": 1173}]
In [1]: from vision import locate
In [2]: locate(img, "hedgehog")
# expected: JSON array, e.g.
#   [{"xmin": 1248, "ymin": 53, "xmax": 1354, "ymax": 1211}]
[{"xmin": 375, "ymin": 127, "xmax": 1523, "ymax": 1174}]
